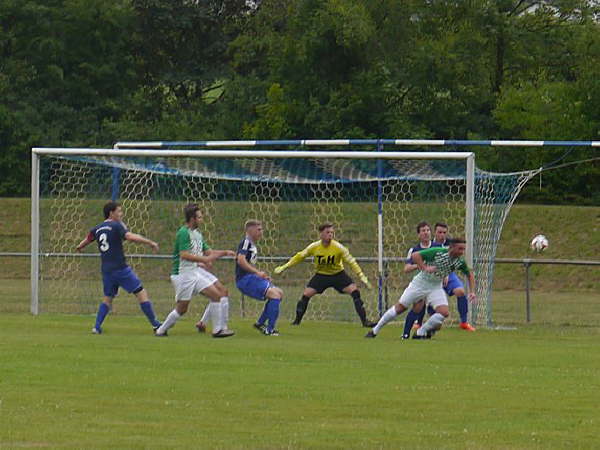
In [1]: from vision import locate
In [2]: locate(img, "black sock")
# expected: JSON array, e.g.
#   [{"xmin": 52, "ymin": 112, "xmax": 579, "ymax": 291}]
[
  {"xmin": 351, "ymin": 290, "xmax": 368, "ymax": 324},
  {"xmin": 294, "ymin": 296, "xmax": 311, "ymax": 323}
]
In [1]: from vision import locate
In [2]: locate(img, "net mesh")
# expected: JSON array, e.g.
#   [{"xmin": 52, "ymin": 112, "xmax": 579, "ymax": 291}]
[
  {"xmin": 35, "ymin": 152, "xmax": 538, "ymax": 326},
  {"xmin": 472, "ymin": 169, "xmax": 540, "ymax": 324}
]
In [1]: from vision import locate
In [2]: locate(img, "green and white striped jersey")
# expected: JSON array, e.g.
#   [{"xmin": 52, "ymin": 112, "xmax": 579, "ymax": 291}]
[
  {"xmin": 412, "ymin": 247, "xmax": 470, "ymax": 289},
  {"xmin": 171, "ymin": 226, "xmax": 210, "ymax": 275}
]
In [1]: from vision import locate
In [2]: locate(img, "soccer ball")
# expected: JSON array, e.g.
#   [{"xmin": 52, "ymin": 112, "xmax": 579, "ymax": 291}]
[{"xmin": 530, "ymin": 234, "xmax": 549, "ymax": 252}]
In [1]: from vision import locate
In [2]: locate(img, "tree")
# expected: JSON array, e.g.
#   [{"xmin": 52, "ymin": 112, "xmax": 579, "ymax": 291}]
[{"xmin": 0, "ymin": 0, "xmax": 138, "ymax": 195}]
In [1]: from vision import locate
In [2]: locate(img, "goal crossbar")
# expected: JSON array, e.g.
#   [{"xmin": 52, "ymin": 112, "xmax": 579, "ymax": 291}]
[
  {"xmin": 32, "ymin": 148, "xmax": 474, "ymax": 160},
  {"xmin": 112, "ymin": 139, "xmax": 600, "ymax": 148}
]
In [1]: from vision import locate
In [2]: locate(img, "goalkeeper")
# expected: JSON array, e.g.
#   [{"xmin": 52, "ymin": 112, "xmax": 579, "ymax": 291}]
[{"xmin": 274, "ymin": 223, "xmax": 376, "ymax": 327}]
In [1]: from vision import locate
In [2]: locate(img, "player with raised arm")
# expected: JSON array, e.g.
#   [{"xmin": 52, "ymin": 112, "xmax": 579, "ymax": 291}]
[
  {"xmin": 236, "ymin": 220, "xmax": 284, "ymax": 336},
  {"xmin": 155, "ymin": 204, "xmax": 235, "ymax": 338},
  {"xmin": 365, "ymin": 238, "xmax": 476, "ymax": 339},
  {"xmin": 274, "ymin": 223, "xmax": 376, "ymax": 327},
  {"xmin": 76, "ymin": 201, "xmax": 161, "ymax": 334}
]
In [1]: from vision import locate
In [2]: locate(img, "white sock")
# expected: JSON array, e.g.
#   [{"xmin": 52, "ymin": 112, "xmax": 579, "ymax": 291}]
[
  {"xmin": 209, "ymin": 302, "xmax": 222, "ymax": 334},
  {"xmin": 220, "ymin": 297, "xmax": 229, "ymax": 330},
  {"xmin": 156, "ymin": 309, "xmax": 181, "ymax": 334},
  {"xmin": 200, "ymin": 303, "xmax": 210, "ymax": 324},
  {"xmin": 373, "ymin": 306, "xmax": 398, "ymax": 334},
  {"xmin": 417, "ymin": 312, "xmax": 445, "ymax": 336}
]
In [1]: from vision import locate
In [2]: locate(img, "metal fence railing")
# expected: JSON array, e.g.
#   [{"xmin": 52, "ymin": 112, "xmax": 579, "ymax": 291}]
[
  {"xmin": 2, "ymin": 253, "xmax": 599, "ymax": 323},
  {"xmin": 494, "ymin": 258, "xmax": 600, "ymax": 322}
]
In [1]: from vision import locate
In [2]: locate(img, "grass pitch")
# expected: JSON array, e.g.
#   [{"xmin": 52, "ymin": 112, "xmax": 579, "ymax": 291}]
[{"xmin": 1, "ymin": 314, "xmax": 599, "ymax": 449}]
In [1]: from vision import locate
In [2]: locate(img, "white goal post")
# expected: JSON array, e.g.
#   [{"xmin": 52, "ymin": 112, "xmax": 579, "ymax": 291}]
[{"xmin": 31, "ymin": 147, "xmax": 476, "ymax": 322}]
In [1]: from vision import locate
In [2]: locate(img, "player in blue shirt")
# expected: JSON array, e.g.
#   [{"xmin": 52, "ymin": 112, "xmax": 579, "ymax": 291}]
[
  {"xmin": 235, "ymin": 220, "xmax": 284, "ymax": 336},
  {"xmin": 76, "ymin": 201, "xmax": 161, "ymax": 334}
]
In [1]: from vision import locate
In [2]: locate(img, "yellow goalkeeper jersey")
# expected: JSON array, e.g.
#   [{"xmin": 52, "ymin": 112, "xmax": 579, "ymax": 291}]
[{"xmin": 284, "ymin": 239, "xmax": 364, "ymax": 276}]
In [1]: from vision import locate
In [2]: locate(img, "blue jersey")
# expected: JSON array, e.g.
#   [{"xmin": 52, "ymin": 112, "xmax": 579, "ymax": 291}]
[
  {"xmin": 433, "ymin": 239, "xmax": 447, "ymax": 248},
  {"xmin": 89, "ymin": 220, "xmax": 129, "ymax": 272},
  {"xmin": 236, "ymin": 236, "xmax": 258, "ymax": 281},
  {"xmin": 406, "ymin": 241, "xmax": 436, "ymax": 264}
]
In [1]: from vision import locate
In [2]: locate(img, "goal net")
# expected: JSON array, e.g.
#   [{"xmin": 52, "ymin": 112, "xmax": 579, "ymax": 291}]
[{"xmin": 30, "ymin": 143, "xmax": 538, "ymax": 327}]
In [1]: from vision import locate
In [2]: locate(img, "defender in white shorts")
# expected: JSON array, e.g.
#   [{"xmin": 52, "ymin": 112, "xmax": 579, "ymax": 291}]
[
  {"xmin": 366, "ymin": 238, "xmax": 476, "ymax": 339},
  {"xmin": 398, "ymin": 282, "xmax": 448, "ymax": 311},
  {"xmin": 171, "ymin": 267, "xmax": 218, "ymax": 301},
  {"xmin": 155, "ymin": 203, "xmax": 236, "ymax": 338}
]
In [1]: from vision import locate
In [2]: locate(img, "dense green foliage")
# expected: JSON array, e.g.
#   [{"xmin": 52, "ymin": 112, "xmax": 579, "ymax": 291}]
[{"xmin": 1, "ymin": 0, "xmax": 599, "ymax": 202}]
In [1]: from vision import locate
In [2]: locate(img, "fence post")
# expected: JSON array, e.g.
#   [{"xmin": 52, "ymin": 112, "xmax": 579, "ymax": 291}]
[
  {"xmin": 524, "ymin": 259, "xmax": 532, "ymax": 322},
  {"xmin": 383, "ymin": 259, "xmax": 389, "ymax": 315},
  {"xmin": 30, "ymin": 151, "xmax": 40, "ymax": 315}
]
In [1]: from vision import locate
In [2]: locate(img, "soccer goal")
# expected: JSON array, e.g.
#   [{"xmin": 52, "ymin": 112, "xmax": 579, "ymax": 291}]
[{"xmin": 30, "ymin": 140, "xmax": 539, "ymax": 326}]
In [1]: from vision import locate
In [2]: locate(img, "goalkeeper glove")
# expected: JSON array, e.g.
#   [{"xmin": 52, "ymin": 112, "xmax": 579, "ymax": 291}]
[{"xmin": 359, "ymin": 274, "xmax": 372, "ymax": 289}]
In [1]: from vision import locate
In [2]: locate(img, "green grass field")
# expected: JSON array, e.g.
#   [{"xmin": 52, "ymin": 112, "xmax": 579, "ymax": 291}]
[
  {"xmin": 1, "ymin": 314, "xmax": 599, "ymax": 449},
  {"xmin": 5, "ymin": 276, "xmax": 600, "ymax": 327},
  {"xmin": 1, "ymin": 198, "xmax": 599, "ymax": 448}
]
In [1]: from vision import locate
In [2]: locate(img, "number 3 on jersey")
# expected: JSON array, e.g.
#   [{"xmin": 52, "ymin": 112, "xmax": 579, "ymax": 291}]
[{"xmin": 99, "ymin": 233, "xmax": 110, "ymax": 252}]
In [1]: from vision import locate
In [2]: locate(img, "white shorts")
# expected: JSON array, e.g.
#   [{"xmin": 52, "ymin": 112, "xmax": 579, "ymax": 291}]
[
  {"xmin": 171, "ymin": 268, "xmax": 218, "ymax": 301},
  {"xmin": 398, "ymin": 281, "xmax": 448, "ymax": 310}
]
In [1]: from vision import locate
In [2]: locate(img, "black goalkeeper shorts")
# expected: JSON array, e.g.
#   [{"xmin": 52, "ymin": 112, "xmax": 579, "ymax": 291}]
[{"xmin": 307, "ymin": 270, "xmax": 354, "ymax": 294}]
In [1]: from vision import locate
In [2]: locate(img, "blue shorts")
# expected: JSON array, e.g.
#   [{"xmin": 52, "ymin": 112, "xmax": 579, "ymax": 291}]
[
  {"xmin": 444, "ymin": 272, "xmax": 464, "ymax": 296},
  {"xmin": 236, "ymin": 274, "xmax": 272, "ymax": 301},
  {"xmin": 102, "ymin": 266, "xmax": 142, "ymax": 298}
]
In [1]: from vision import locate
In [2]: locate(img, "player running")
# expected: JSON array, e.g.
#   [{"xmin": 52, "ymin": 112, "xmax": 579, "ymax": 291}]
[
  {"xmin": 76, "ymin": 201, "xmax": 161, "ymax": 334},
  {"xmin": 274, "ymin": 223, "xmax": 376, "ymax": 327},
  {"xmin": 235, "ymin": 220, "xmax": 284, "ymax": 336},
  {"xmin": 155, "ymin": 204, "xmax": 235, "ymax": 338},
  {"xmin": 366, "ymin": 238, "xmax": 476, "ymax": 339},
  {"xmin": 402, "ymin": 222, "xmax": 476, "ymax": 337}
]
